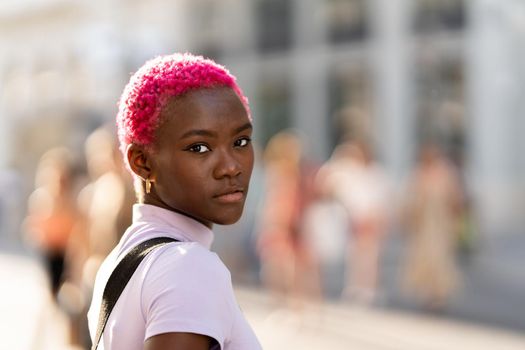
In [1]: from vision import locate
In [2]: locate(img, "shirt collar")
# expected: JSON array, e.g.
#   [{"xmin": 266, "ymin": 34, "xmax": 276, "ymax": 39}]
[{"xmin": 132, "ymin": 203, "xmax": 214, "ymax": 249}]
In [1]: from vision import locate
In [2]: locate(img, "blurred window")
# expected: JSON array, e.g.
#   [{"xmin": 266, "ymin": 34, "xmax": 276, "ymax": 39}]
[
  {"xmin": 188, "ymin": 0, "xmax": 224, "ymax": 59},
  {"xmin": 414, "ymin": 58, "xmax": 465, "ymax": 165},
  {"xmin": 413, "ymin": 0, "xmax": 465, "ymax": 33},
  {"xmin": 328, "ymin": 64, "xmax": 372, "ymax": 149},
  {"xmin": 255, "ymin": 0, "xmax": 292, "ymax": 52},
  {"xmin": 325, "ymin": 0, "xmax": 368, "ymax": 43},
  {"xmin": 256, "ymin": 74, "xmax": 292, "ymax": 147}
]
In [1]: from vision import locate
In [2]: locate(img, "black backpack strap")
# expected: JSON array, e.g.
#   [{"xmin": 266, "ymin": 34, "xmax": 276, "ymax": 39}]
[{"xmin": 92, "ymin": 237, "xmax": 179, "ymax": 350}]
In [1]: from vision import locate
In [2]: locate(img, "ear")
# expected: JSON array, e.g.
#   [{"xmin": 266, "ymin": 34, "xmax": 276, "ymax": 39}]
[{"xmin": 126, "ymin": 143, "xmax": 155, "ymax": 181}]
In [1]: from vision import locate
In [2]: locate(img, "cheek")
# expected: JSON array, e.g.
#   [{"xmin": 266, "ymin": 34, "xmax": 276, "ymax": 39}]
[{"xmin": 168, "ymin": 164, "xmax": 211, "ymax": 197}]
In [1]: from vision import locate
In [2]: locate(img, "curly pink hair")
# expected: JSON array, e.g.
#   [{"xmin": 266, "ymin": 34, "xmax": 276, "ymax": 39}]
[{"xmin": 116, "ymin": 53, "xmax": 250, "ymax": 156}]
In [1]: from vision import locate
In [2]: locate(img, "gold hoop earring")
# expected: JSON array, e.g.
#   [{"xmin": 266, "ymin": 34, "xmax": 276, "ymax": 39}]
[{"xmin": 145, "ymin": 178, "xmax": 153, "ymax": 194}]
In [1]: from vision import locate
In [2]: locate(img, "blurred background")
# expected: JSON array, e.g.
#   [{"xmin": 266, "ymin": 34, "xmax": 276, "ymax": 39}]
[{"xmin": 0, "ymin": 0, "xmax": 524, "ymax": 349}]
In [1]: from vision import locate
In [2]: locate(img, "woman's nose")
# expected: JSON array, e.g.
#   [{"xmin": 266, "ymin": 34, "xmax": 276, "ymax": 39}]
[{"xmin": 213, "ymin": 149, "xmax": 242, "ymax": 179}]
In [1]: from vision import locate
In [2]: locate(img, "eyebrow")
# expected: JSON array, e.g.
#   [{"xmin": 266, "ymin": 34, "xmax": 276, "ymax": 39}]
[
  {"xmin": 180, "ymin": 122, "xmax": 252, "ymax": 140},
  {"xmin": 233, "ymin": 122, "xmax": 253, "ymax": 135},
  {"xmin": 180, "ymin": 129, "xmax": 216, "ymax": 139}
]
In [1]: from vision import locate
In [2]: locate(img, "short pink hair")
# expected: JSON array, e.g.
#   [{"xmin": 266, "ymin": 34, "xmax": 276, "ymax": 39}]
[{"xmin": 116, "ymin": 53, "xmax": 250, "ymax": 156}]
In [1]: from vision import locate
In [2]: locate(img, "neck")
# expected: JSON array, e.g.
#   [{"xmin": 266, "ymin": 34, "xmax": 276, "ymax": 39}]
[{"xmin": 141, "ymin": 193, "xmax": 213, "ymax": 229}]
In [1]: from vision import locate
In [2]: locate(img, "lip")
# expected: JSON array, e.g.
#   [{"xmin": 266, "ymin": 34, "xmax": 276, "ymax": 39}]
[{"xmin": 213, "ymin": 188, "xmax": 245, "ymax": 203}]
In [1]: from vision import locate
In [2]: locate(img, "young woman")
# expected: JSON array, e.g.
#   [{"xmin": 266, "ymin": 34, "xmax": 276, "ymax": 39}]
[{"xmin": 87, "ymin": 53, "xmax": 262, "ymax": 350}]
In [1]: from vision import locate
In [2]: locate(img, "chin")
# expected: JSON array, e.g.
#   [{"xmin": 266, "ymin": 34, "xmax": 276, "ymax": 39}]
[
  {"xmin": 213, "ymin": 212, "xmax": 243, "ymax": 226},
  {"xmin": 214, "ymin": 218, "xmax": 241, "ymax": 226}
]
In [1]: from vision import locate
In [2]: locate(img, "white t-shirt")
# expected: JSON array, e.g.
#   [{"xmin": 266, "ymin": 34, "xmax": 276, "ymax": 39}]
[{"xmin": 88, "ymin": 204, "xmax": 262, "ymax": 350}]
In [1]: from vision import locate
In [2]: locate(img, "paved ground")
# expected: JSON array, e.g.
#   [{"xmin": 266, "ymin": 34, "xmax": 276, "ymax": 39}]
[
  {"xmin": 236, "ymin": 288, "xmax": 525, "ymax": 350},
  {"xmin": 0, "ymin": 252, "xmax": 74, "ymax": 350}
]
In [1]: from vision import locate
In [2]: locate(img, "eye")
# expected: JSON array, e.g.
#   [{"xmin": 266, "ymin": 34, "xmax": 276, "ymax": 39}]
[
  {"xmin": 187, "ymin": 144, "xmax": 211, "ymax": 153},
  {"xmin": 234, "ymin": 137, "xmax": 251, "ymax": 148}
]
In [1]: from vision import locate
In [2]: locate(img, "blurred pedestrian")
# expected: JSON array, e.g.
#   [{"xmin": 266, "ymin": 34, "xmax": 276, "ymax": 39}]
[
  {"xmin": 23, "ymin": 147, "xmax": 88, "ymax": 347},
  {"xmin": 256, "ymin": 130, "xmax": 320, "ymax": 308},
  {"xmin": 301, "ymin": 180, "xmax": 348, "ymax": 300},
  {"xmin": 24, "ymin": 147, "xmax": 84, "ymax": 297},
  {"xmin": 401, "ymin": 143, "xmax": 464, "ymax": 310},
  {"xmin": 78, "ymin": 126, "xmax": 134, "ymax": 288},
  {"xmin": 60, "ymin": 126, "xmax": 135, "ymax": 348},
  {"xmin": 87, "ymin": 53, "xmax": 261, "ymax": 349},
  {"xmin": 317, "ymin": 140, "xmax": 391, "ymax": 304}
]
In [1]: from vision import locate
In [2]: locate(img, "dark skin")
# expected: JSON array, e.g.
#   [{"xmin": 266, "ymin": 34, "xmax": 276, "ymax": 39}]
[
  {"xmin": 144, "ymin": 332, "xmax": 214, "ymax": 350},
  {"xmin": 128, "ymin": 87, "xmax": 254, "ymax": 349}
]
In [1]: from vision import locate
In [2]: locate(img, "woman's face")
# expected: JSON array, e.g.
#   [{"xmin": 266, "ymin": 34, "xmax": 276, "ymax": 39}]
[{"xmin": 148, "ymin": 87, "xmax": 254, "ymax": 228}]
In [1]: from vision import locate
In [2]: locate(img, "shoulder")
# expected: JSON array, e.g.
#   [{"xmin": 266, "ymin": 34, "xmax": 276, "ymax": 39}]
[
  {"xmin": 141, "ymin": 242, "xmax": 232, "ymax": 299},
  {"xmin": 149, "ymin": 242, "xmax": 228, "ymax": 277},
  {"xmin": 139, "ymin": 242, "xmax": 235, "ymax": 345}
]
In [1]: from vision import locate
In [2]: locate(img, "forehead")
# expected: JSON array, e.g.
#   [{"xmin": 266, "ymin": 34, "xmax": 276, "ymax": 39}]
[{"xmin": 156, "ymin": 87, "xmax": 250, "ymax": 140}]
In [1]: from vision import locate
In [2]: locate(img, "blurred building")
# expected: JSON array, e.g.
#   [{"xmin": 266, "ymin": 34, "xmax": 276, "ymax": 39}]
[{"xmin": 0, "ymin": 0, "xmax": 523, "ymax": 234}]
